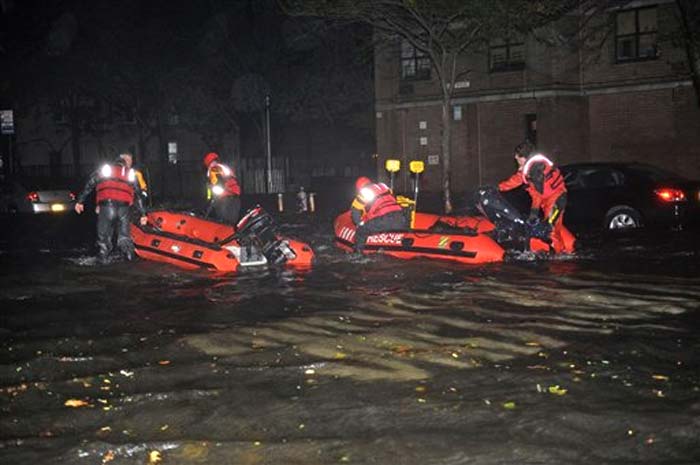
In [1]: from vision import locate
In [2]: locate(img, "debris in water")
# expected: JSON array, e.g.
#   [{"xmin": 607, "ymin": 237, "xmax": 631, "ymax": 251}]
[
  {"xmin": 548, "ymin": 385, "xmax": 568, "ymax": 396},
  {"xmin": 148, "ymin": 450, "xmax": 162, "ymax": 464},
  {"xmin": 64, "ymin": 399, "xmax": 90, "ymax": 408},
  {"xmin": 101, "ymin": 450, "xmax": 115, "ymax": 463}
]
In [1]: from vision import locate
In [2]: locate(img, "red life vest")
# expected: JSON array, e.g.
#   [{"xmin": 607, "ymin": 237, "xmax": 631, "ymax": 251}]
[
  {"xmin": 358, "ymin": 182, "xmax": 403, "ymax": 221},
  {"xmin": 207, "ymin": 162, "xmax": 241, "ymax": 197},
  {"xmin": 522, "ymin": 154, "xmax": 566, "ymax": 198},
  {"xmin": 96, "ymin": 163, "xmax": 136, "ymax": 205}
]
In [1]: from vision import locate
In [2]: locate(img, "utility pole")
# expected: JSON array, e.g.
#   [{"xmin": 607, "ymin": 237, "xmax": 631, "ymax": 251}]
[{"xmin": 265, "ymin": 94, "xmax": 272, "ymax": 193}]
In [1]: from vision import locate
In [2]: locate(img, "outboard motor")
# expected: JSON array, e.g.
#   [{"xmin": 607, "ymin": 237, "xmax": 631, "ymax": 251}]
[
  {"xmin": 474, "ymin": 186, "xmax": 550, "ymax": 250},
  {"xmin": 235, "ymin": 206, "xmax": 296, "ymax": 265}
]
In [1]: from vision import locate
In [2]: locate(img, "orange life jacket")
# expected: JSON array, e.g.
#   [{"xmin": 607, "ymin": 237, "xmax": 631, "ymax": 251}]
[
  {"xmin": 207, "ymin": 161, "xmax": 241, "ymax": 197},
  {"xmin": 357, "ymin": 182, "xmax": 403, "ymax": 221},
  {"xmin": 96, "ymin": 163, "xmax": 136, "ymax": 205},
  {"xmin": 522, "ymin": 154, "xmax": 566, "ymax": 199}
]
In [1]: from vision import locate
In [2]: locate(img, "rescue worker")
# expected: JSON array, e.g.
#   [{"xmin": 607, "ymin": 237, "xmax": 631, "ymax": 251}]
[
  {"xmin": 498, "ymin": 141, "xmax": 575, "ymax": 253},
  {"xmin": 297, "ymin": 186, "xmax": 308, "ymax": 213},
  {"xmin": 74, "ymin": 153, "xmax": 148, "ymax": 264},
  {"xmin": 134, "ymin": 166, "xmax": 149, "ymax": 205},
  {"xmin": 351, "ymin": 176, "xmax": 408, "ymax": 253},
  {"xmin": 203, "ymin": 152, "xmax": 241, "ymax": 225}
]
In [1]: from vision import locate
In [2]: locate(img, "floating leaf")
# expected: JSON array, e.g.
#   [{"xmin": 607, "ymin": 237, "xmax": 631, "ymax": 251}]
[
  {"xmin": 502, "ymin": 401, "xmax": 516, "ymax": 409},
  {"xmin": 548, "ymin": 385, "xmax": 568, "ymax": 396},
  {"xmin": 392, "ymin": 345, "xmax": 412, "ymax": 354},
  {"xmin": 148, "ymin": 450, "xmax": 162, "ymax": 464},
  {"xmin": 652, "ymin": 374, "xmax": 669, "ymax": 381},
  {"xmin": 64, "ymin": 399, "xmax": 89, "ymax": 408},
  {"xmin": 102, "ymin": 450, "xmax": 115, "ymax": 464}
]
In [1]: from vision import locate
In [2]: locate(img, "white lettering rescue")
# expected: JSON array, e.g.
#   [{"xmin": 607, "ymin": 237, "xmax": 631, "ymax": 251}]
[{"xmin": 366, "ymin": 233, "xmax": 404, "ymax": 245}]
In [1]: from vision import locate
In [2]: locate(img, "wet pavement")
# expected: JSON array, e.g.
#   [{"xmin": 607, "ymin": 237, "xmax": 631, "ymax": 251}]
[{"xmin": 1, "ymin": 212, "xmax": 699, "ymax": 464}]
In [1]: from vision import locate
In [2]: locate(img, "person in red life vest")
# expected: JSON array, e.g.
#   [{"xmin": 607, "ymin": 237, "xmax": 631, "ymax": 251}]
[
  {"xmin": 203, "ymin": 152, "xmax": 241, "ymax": 225},
  {"xmin": 498, "ymin": 141, "xmax": 575, "ymax": 253},
  {"xmin": 351, "ymin": 176, "xmax": 408, "ymax": 253},
  {"xmin": 74, "ymin": 153, "xmax": 148, "ymax": 264}
]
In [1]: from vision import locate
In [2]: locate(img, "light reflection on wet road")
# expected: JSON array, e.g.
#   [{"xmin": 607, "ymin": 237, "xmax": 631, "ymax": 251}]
[{"xmin": 1, "ymin": 214, "xmax": 699, "ymax": 464}]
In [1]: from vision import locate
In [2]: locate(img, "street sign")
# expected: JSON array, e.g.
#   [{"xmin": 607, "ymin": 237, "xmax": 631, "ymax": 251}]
[
  {"xmin": 168, "ymin": 141, "xmax": 177, "ymax": 164},
  {"xmin": 1, "ymin": 110, "xmax": 14, "ymax": 135}
]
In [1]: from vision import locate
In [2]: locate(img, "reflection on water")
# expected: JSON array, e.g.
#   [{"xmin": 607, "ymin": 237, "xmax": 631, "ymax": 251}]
[{"xmin": 1, "ymin": 218, "xmax": 699, "ymax": 464}]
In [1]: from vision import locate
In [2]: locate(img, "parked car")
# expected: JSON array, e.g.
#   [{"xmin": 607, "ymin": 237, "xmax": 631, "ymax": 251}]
[
  {"xmin": 559, "ymin": 162, "xmax": 700, "ymax": 231},
  {"xmin": 0, "ymin": 177, "xmax": 77, "ymax": 214}
]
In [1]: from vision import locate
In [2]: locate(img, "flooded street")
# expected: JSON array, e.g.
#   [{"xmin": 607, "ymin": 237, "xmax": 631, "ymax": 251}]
[{"xmin": 1, "ymin": 214, "xmax": 699, "ymax": 465}]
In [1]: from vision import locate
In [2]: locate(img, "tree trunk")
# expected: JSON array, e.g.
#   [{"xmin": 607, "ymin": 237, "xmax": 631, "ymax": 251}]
[
  {"xmin": 441, "ymin": 95, "xmax": 453, "ymax": 213},
  {"xmin": 676, "ymin": 0, "xmax": 700, "ymax": 107}
]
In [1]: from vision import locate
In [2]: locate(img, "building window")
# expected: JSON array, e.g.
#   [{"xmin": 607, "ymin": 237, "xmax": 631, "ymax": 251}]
[
  {"xmin": 616, "ymin": 7, "xmax": 657, "ymax": 62},
  {"xmin": 400, "ymin": 39, "xmax": 431, "ymax": 80},
  {"xmin": 490, "ymin": 37, "xmax": 525, "ymax": 72}
]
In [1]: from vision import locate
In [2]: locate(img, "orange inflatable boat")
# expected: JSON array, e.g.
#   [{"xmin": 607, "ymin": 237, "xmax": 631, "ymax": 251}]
[{"xmin": 132, "ymin": 206, "xmax": 314, "ymax": 272}]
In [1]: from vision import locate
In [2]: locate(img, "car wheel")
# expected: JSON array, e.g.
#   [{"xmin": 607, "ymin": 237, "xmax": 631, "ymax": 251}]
[{"xmin": 605, "ymin": 206, "xmax": 642, "ymax": 230}]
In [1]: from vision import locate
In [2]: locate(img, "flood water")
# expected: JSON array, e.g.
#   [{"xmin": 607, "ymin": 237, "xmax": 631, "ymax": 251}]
[{"xmin": 1, "ymin": 213, "xmax": 699, "ymax": 465}]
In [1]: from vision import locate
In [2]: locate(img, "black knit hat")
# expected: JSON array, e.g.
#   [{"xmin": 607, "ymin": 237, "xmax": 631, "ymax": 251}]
[{"xmin": 514, "ymin": 140, "xmax": 535, "ymax": 158}]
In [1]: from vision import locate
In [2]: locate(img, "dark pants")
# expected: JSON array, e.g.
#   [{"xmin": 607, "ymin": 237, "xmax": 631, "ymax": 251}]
[
  {"xmin": 97, "ymin": 201, "xmax": 134, "ymax": 262},
  {"xmin": 355, "ymin": 210, "xmax": 409, "ymax": 252},
  {"xmin": 213, "ymin": 195, "xmax": 241, "ymax": 225}
]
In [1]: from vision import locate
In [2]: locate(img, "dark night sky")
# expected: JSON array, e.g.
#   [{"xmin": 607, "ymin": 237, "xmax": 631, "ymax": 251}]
[{"xmin": 0, "ymin": 0, "xmax": 375, "ymax": 141}]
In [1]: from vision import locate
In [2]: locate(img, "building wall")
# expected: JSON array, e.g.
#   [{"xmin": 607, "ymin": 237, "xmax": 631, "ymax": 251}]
[{"xmin": 373, "ymin": 1, "xmax": 700, "ymax": 196}]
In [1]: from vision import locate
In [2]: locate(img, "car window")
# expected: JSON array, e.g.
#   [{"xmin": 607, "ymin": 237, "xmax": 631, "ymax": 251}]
[
  {"xmin": 576, "ymin": 168, "xmax": 623, "ymax": 189},
  {"xmin": 562, "ymin": 168, "xmax": 584, "ymax": 189}
]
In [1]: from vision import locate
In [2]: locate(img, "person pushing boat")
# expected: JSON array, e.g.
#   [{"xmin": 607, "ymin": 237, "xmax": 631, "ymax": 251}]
[{"xmin": 350, "ymin": 176, "xmax": 408, "ymax": 253}]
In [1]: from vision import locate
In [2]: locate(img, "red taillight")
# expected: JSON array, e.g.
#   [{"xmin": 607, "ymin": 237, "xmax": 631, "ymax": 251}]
[
  {"xmin": 70, "ymin": 191, "xmax": 76, "ymax": 201},
  {"xmin": 654, "ymin": 188, "xmax": 686, "ymax": 202},
  {"xmin": 26, "ymin": 191, "xmax": 40, "ymax": 202}
]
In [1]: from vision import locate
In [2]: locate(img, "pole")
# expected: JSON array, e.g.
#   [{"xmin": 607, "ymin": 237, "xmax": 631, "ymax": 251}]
[
  {"xmin": 8, "ymin": 136, "xmax": 13, "ymax": 176},
  {"xmin": 265, "ymin": 95, "xmax": 272, "ymax": 193}
]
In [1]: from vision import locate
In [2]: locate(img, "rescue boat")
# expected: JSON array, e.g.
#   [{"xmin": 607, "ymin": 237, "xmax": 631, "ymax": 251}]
[
  {"xmin": 334, "ymin": 210, "xmax": 508, "ymax": 264},
  {"xmin": 334, "ymin": 187, "xmax": 558, "ymax": 264},
  {"xmin": 131, "ymin": 206, "xmax": 314, "ymax": 272}
]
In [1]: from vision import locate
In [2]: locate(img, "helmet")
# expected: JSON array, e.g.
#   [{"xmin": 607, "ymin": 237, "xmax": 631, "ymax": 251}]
[
  {"xmin": 203, "ymin": 152, "xmax": 219, "ymax": 167},
  {"xmin": 355, "ymin": 176, "xmax": 372, "ymax": 191}
]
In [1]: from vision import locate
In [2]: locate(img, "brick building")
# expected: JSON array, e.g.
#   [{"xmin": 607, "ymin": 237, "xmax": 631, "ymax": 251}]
[{"xmin": 373, "ymin": 0, "xmax": 700, "ymax": 196}]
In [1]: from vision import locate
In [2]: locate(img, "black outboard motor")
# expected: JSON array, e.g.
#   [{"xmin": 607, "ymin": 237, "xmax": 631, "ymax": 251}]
[
  {"xmin": 474, "ymin": 186, "xmax": 550, "ymax": 250},
  {"xmin": 235, "ymin": 206, "xmax": 296, "ymax": 265}
]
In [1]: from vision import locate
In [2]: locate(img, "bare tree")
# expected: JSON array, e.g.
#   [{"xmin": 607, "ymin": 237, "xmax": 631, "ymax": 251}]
[
  {"xmin": 284, "ymin": 0, "xmax": 578, "ymax": 212},
  {"xmin": 676, "ymin": 0, "xmax": 700, "ymax": 107}
]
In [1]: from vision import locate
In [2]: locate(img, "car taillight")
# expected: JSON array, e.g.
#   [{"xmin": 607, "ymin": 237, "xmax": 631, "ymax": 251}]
[
  {"xmin": 70, "ymin": 191, "xmax": 76, "ymax": 201},
  {"xmin": 26, "ymin": 192, "xmax": 40, "ymax": 202},
  {"xmin": 654, "ymin": 188, "xmax": 686, "ymax": 202}
]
